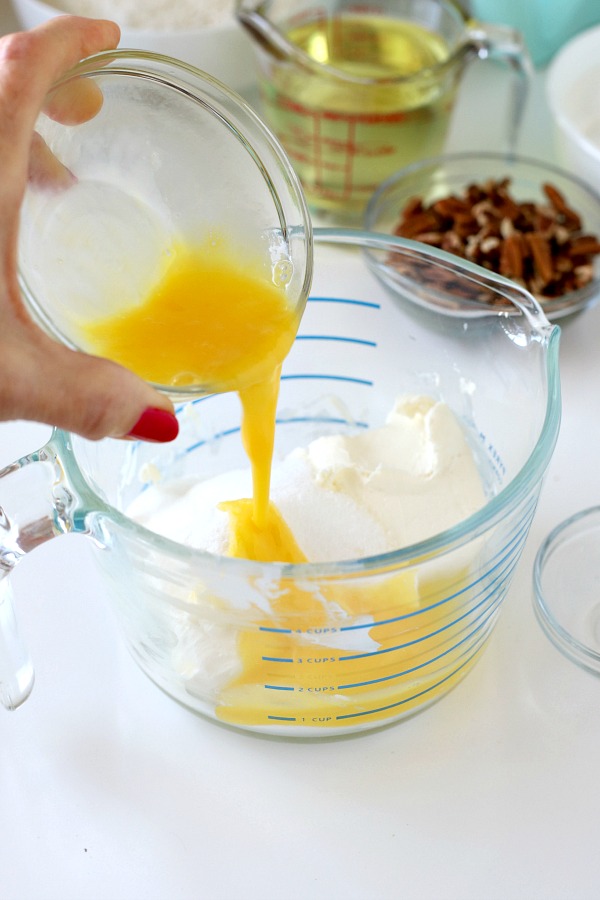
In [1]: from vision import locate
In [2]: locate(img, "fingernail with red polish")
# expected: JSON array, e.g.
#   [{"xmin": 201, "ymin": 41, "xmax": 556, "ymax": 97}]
[{"xmin": 126, "ymin": 408, "xmax": 179, "ymax": 443}]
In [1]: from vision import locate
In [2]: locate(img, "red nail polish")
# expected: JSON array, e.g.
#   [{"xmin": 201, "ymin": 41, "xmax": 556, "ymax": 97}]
[{"xmin": 127, "ymin": 408, "xmax": 179, "ymax": 443}]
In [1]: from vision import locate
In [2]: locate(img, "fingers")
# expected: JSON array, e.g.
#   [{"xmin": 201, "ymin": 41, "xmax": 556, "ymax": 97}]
[
  {"xmin": 37, "ymin": 18, "xmax": 119, "ymax": 125},
  {"xmin": 0, "ymin": 17, "xmax": 179, "ymax": 444},
  {"xmin": 43, "ymin": 76, "xmax": 105, "ymax": 125},
  {"xmin": 0, "ymin": 16, "xmax": 120, "ymax": 119},
  {"xmin": 27, "ymin": 131, "xmax": 76, "ymax": 190},
  {"xmin": 26, "ymin": 20, "xmax": 115, "ymax": 197},
  {"xmin": 0, "ymin": 18, "xmax": 120, "ymax": 207},
  {"xmin": 0, "ymin": 319, "xmax": 178, "ymax": 442},
  {"xmin": 0, "ymin": 17, "xmax": 120, "ymax": 260}
]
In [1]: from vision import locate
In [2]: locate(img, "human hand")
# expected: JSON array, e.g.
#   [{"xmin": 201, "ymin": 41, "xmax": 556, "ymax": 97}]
[{"xmin": 0, "ymin": 16, "xmax": 178, "ymax": 443}]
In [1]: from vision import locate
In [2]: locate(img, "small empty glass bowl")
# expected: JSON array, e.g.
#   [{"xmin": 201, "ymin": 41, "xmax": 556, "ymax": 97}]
[
  {"xmin": 364, "ymin": 152, "xmax": 600, "ymax": 320},
  {"xmin": 534, "ymin": 507, "xmax": 600, "ymax": 675}
]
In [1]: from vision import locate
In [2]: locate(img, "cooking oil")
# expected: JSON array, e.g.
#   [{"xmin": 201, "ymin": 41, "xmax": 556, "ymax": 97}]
[{"xmin": 259, "ymin": 14, "xmax": 457, "ymax": 217}]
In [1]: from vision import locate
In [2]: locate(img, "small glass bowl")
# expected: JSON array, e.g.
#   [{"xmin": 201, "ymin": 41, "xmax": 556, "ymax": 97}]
[
  {"xmin": 364, "ymin": 152, "xmax": 600, "ymax": 321},
  {"xmin": 17, "ymin": 49, "xmax": 312, "ymax": 400},
  {"xmin": 534, "ymin": 507, "xmax": 600, "ymax": 676}
]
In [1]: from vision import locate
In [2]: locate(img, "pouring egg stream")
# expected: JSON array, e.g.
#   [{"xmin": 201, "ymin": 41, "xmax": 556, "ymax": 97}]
[{"xmin": 82, "ymin": 235, "xmax": 306, "ymax": 564}]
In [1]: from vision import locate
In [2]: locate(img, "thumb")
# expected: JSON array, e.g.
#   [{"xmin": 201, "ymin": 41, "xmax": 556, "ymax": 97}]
[{"xmin": 2, "ymin": 325, "xmax": 179, "ymax": 442}]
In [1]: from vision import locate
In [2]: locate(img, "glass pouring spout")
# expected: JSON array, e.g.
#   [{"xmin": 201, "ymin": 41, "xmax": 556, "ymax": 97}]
[{"xmin": 236, "ymin": 0, "xmax": 293, "ymax": 64}]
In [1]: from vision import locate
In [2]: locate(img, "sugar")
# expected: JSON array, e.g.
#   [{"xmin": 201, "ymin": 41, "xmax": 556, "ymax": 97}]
[
  {"xmin": 128, "ymin": 397, "xmax": 488, "ymax": 564},
  {"xmin": 46, "ymin": 0, "xmax": 234, "ymax": 29}
]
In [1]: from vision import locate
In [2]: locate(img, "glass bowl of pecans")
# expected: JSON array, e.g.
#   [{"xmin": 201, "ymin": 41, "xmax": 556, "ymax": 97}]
[{"xmin": 364, "ymin": 152, "xmax": 600, "ymax": 320}]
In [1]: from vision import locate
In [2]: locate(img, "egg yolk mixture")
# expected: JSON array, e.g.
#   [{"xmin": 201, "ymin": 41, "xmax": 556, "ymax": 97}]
[{"xmin": 85, "ymin": 240, "xmax": 482, "ymax": 730}]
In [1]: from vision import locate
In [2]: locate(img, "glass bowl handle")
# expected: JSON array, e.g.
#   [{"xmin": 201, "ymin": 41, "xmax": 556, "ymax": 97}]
[
  {"xmin": 0, "ymin": 440, "xmax": 75, "ymax": 710},
  {"xmin": 465, "ymin": 21, "xmax": 534, "ymax": 156}
]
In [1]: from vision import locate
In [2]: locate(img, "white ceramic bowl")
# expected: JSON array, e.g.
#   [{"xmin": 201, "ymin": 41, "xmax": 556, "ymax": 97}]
[
  {"xmin": 9, "ymin": 0, "xmax": 257, "ymax": 92},
  {"xmin": 546, "ymin": 24, "xmax": 600, "ymax": 193}
]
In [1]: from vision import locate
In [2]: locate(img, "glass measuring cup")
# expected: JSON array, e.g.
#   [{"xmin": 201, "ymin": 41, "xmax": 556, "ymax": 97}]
[
  {"xmin": 18, "ymin": 50, "xmax": 313, "ymax": 399},
  {"xmin": 237, "ymin": 0, "xmax": 532, "ymax": 220},
  {"xmin": 0, "ymin": 230, "xmax": 560, "ymax": 736}
]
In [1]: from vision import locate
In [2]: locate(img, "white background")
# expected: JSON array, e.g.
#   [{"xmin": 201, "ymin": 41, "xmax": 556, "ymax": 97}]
[{"xmin": 1, "ymin": 3, "xmax": 600, "ymax": 898}]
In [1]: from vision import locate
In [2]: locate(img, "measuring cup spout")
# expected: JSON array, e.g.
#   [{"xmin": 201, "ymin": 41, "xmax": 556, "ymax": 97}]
[
  {"xmin": 0, "ymin": 578, "xmax": 34, "ymax": 711},
  {"xmin": 0, "ymin": 439, "xmax": 76, "ymax": 710}
]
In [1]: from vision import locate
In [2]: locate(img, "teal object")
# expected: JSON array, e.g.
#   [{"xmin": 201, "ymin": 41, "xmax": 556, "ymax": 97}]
[{"xmin": 470, "ymin": 0, "xmax": 600, "ymax": 66}]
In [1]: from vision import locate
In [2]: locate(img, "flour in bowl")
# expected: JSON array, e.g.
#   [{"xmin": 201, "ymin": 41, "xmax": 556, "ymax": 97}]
[{"xmin": 46, "ymin": 0, "xmax": 235, "ymax": 29}]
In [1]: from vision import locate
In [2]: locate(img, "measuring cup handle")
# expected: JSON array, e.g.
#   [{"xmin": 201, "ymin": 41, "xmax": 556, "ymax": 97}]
[
  {"xmin": 0, "ymin": 575, "xmax": 34, "ymax": 710},
  {"xmin": 466, "ymin": 21, "xmax": 534, "ymax": 156},
  {"xmin": 0, "ymin": 439, "xmax": 72, "ymax": 710}
]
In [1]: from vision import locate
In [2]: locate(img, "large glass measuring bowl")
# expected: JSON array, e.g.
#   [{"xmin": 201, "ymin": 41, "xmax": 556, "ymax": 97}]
[
  {"xmin": 17, "ymin": 50, "xmax": 313, "ymax": 399},
  {"xmin": 237, "ymin": 0, "xmax": 532, "ymax": 220},
  {"xmin": 0, "ymin": 231, "xmax": 560, "ymax": 737}
]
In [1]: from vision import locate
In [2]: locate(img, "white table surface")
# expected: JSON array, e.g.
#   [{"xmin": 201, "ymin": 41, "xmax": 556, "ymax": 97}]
[{"xmin": 1, "ymin": 5, "xmax": 600, "ymax": 900}]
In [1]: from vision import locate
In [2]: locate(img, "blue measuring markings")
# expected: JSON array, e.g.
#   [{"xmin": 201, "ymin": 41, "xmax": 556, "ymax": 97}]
[
  {"xmin": 175, "ymin": 393, "xmax": 215, "ymax": 415},
  {"xmin": 258, "ymin": 547, "xmax": 522, "ymax": 721},
  {"xmin": 336, "ymin": 596, "xmax": 502, "ymax": 691},
  {"xmin": 296, "ymin": 334, "xmax": 377, "ymax": 347},
  {"xmin": 171, "ymin": 292, "xmax": 380, "ymax": 452},
  {"xmin": 281, "ymin": 373, "xmax": 373, "ymax": 386},
  {"xmin": 259, "ymin": 568, "xmax": 505, "ymax": 696},
  {"xmin": 182, "ymin": 414, "xmax": 369, "ymax": 455},
  {"xmin": 259, "ymin": 625, "xmax": 293, "ymax": 634},
  {"xmin": 256, "ymin": 504, "xmax": 530, "ymax": 644},
  {"xmin": 296, "ymin": 296, "xmax": 380, "ymax": 346},
  {"xmin": 338, "ymin": 548, "xmax": 520, "ymax": 661},
  {"xmin": 334, "ymin": 652, "xmax": 479, "ymax": 721},
  {"xmin": 263, "ymin": 649, "xmax": 482, "ymax": 724},
  {"xmin": 184, "ymin": 425, "xmax": 242, "ymax": 455},
  {"xmin": 261, "ymin": 607, "xmax": 494, "ymax": 697},
  {"xmin": 336, "ymin": 501, "xmax": 536, "ymax": 636},
  {"xmin": 274, "ymin": 415, "xmax": 369, "ymax": 429},
  {"xmin": 259, "ymin": 551, "xmax": 508, "ymax": 663},
  {"xmin": 256, "ymin": 526, "xmax": 524, "ymax": 703},
  {"xmin": 307, "ymin": 295, "xmax": 381, "ymax": 310}
]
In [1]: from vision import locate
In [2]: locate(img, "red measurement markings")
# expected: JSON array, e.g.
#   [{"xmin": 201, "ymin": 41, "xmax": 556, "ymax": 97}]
[
  {"xmin": 347, "ymin": 4, "xmax": 385, "ymax": 15},
  {"xmin": 312, "ymin": 106, "xmax": 323, "ymax": 193},
  {"xmin": 268, "ymin": 93, "xmax": 409, "ymax": 200},
  {"xmin": 308, "ymin": 180, "xmax": 384, "ymax": 201},
  {"xmin": 288, "ymin": 6, "xmax": 328, "ymax": 28},
  {"xmin": 274, "ymin": 93, "xmax": 409, "ymax": 125},
  {"xmin": 342, "ymin": 116, "xmax": 356, "ymax": 200}
]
